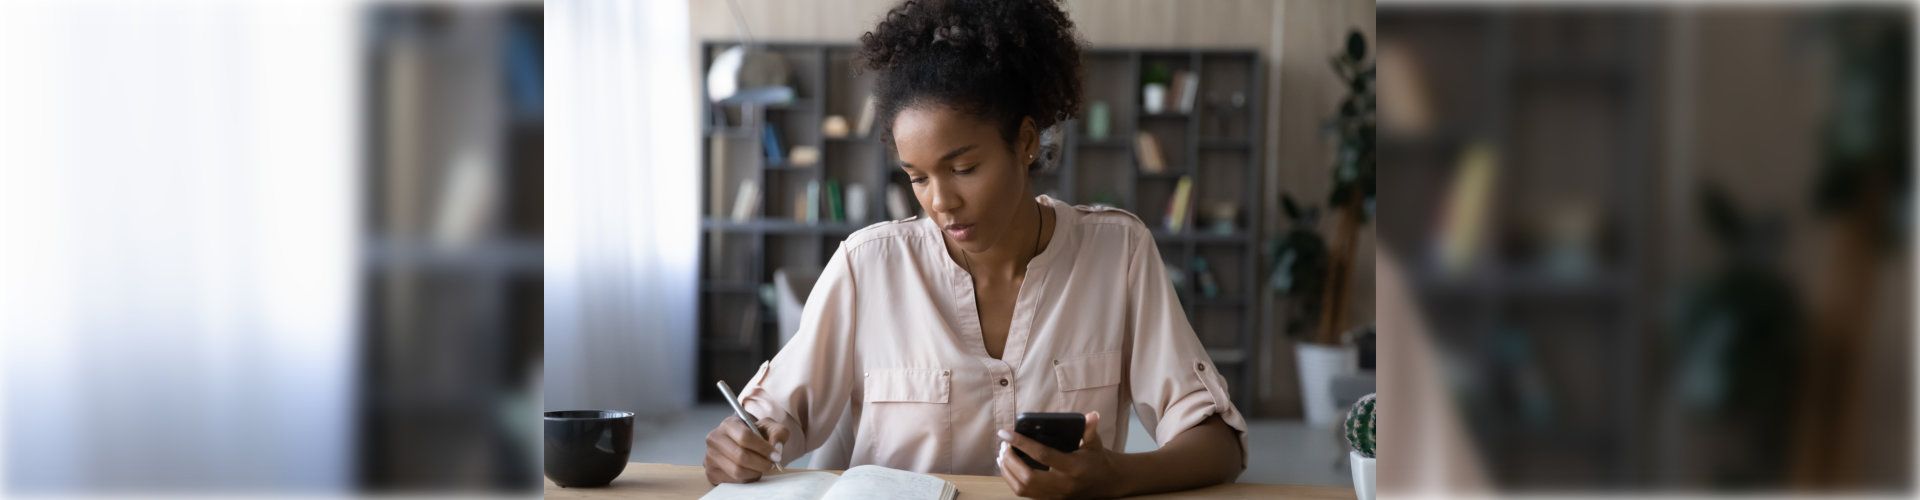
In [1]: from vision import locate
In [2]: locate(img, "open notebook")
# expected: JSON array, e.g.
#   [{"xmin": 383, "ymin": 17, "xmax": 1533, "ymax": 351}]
[{"xmin": 700, "ymin": 465, "xmax": 957, "ymax": 500}]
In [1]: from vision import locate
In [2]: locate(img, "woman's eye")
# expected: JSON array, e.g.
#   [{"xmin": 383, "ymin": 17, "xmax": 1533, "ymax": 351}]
[
  {"xmin": 909, "ymin": 177, "xmax": 928, "ymax": 184},
  {"xmin": 954, "ymin": 166, "xmax": 977, "ymax": 175}
]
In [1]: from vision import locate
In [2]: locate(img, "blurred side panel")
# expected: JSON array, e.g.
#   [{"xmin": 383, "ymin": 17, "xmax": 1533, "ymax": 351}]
[
  {"xmin": 1378, "ymin": 1, "xmax": 1912, "ymax": 494},
  {"xmin": 356, "ymin": 2, "xmax": 543, "ymax": 493},
  {"xmin": 0, "ymin": 0, "xmax": 360, "ymax": 494}
]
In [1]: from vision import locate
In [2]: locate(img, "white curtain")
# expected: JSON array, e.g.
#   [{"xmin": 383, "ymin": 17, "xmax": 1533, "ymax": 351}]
[
  {"xmin": 544, "ymin": 0, "xmax": 701, "ymax": 417},
  {"xmin": 0, "ymin": 1, "xmax": 356, "ymax": 492}
]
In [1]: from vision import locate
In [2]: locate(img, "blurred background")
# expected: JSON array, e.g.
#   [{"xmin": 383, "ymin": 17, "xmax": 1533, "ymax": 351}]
[
  {"xmin": 4, "ymin": 0, "xmax": 1917, "ymax": 497},
  {"xmin": 1, "ymin": 0, "xmax": 544, "ymax": 495},
  {"xmin": 1377, "ymin": 1, "xmax": 1914, "ymax": 494}
]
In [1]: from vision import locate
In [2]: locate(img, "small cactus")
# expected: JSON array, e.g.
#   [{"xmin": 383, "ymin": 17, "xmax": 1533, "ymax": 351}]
[{"xmin": 1344, "ymin": 393, "xmax": 1376, "ymax": 458}]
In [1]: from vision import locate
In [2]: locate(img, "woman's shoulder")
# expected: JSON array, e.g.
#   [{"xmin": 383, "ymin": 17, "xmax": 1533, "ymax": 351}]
[
  {"xmin": 840, "ymin": 216, "xmax": 936, "ymax": 255},
  {"xmin": 1060, "ymin": 203, "xmax": 1153, "ymax": 244}
]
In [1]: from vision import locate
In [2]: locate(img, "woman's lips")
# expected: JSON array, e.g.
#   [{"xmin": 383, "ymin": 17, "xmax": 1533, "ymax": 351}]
[{"xmin": 944, "ymin": 223, "xmax": 975, "ymax": 241}]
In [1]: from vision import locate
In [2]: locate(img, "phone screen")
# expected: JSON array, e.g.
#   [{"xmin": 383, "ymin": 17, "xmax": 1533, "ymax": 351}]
[{"xmin": 1013, "ymin": 412, "xmax": 1084, "ymax": 471}]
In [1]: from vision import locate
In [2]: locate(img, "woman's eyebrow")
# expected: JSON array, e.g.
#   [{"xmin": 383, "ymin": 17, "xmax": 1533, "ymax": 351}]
[{"xmin": 899, "ymin": 144, "xmax": 977, "ymax": 170}]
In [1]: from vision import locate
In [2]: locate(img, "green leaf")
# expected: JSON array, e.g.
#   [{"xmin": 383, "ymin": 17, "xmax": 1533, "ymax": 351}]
[{"xmin": 1346, "ymin": 31, "xmax": 1368, "ymax": 61}]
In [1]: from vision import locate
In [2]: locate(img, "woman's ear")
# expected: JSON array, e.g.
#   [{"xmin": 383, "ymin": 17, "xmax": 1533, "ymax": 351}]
[{"xmin": 1019, "ymin": 116, "xmax": 1040, "ymax": 169}]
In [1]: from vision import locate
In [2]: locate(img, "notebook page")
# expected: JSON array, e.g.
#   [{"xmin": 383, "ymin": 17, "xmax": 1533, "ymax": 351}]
[
  {"xmin": 699, "ymin": 471, "xmax": 840, "ymax": 500},
  {"xmin": 819, "ymin": 465, "xmax": 956, "ymax": 500}
]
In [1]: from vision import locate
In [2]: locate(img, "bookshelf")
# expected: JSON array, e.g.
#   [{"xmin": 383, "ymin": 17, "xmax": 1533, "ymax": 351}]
[{"xmin": 697, "ymin": 42, "xmax": 1263, "ymax": 411}]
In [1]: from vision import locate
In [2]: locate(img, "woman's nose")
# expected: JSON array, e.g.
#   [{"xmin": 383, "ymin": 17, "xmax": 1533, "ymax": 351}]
[{"xmin": 928, "ymin": 177, "xmax": 963, "ymax": 214}]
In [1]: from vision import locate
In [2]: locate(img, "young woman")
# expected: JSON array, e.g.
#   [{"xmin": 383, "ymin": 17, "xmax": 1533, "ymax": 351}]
[{"xmin": 704, "ymin": 0, "xmax": 1245, "ymax": 497}]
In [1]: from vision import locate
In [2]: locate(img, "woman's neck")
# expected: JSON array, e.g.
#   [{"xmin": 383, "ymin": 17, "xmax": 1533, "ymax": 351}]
[{"xmin": 956, "ymin": 197, "xmax": 1050, "ymax": 281}]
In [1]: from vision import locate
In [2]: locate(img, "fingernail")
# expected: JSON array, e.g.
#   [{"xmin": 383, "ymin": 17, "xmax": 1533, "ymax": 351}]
[
  {"xmin": 1000, "ymin": 442, "xmax": 1009, "ymax": 456},
  {"xmin": 997, "ymin": 430, "xmax": 1012, "ymax": 441}
]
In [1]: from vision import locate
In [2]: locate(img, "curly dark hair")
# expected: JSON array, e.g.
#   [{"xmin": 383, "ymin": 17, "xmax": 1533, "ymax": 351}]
[{"xmin": 856, "ymin": 0, "xmax": 1084, "ymax": 170}]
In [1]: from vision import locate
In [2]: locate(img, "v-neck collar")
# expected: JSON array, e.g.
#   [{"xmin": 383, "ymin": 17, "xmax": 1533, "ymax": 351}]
[{"xmin": 927, "ymin": 196, "xmax": 1070, "ymax": 367}]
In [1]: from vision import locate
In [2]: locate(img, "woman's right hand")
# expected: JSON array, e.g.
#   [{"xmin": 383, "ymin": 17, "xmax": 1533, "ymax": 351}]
[{"xmin": 703, "ymin": 414, "xmax": 791, "ymax": 485}]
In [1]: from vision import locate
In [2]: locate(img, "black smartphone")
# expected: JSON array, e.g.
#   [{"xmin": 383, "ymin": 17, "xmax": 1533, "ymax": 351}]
[{"xmin": 1012, "ymin": 412, "xmax": 1084, "ymax": 471}]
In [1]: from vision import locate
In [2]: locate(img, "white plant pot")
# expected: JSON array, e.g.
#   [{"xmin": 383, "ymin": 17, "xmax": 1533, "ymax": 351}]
[
  {"xmin": 1143, "ymin": 83, "xmax": 1167, "ymax": 114},
  {"xmin": 1350, "ymin": 450, "xmax": 1375, "ymax": 500},
  {"xmin": 1295, "ymin": 343, "xmax": 1357, "ymax": 428}
]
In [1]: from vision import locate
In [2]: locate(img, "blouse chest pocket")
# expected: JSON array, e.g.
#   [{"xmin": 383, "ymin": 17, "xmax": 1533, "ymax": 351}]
[
  {"xmin": 866, "ymin": 368, "xmax": 951, "ymax": 403},
  {"xmin": 1051, "ymin": 351, "xmax": 1123, "ymax": 413},
  {"xmin": 855, "ymin": 369, "xmax": 952, "ymax": 471}
]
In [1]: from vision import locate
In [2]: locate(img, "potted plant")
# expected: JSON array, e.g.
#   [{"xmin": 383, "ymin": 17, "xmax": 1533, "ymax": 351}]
[
  {"xmin": 1345, "ymin": 393, "xmax": 1377, "ymax": 500},
  {"xmin": 1142, "ymin": 62, "xmax": 1171, "ymax": 114},
  {"xmin": 1267, "ymin": 194, "xmax": 1348, "ymax": 427},
  {"xmin": 1267, "ymin": 28, "xmax": 1374, "ymax": 427},
  {"xmin": 1319, "ymin": 28, "xmax": 1376, "ymax": 346}
]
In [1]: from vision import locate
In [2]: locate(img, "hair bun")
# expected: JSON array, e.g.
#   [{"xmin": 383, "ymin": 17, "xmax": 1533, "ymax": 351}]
[{"xmin": 858, "ymin": 0, "xmax": 1084, "ymax": 145}]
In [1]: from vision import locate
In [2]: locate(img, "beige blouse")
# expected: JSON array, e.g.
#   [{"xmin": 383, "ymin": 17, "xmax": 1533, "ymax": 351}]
[{"xmin": 739, "ymin": 195, "xmax": 1247, "ymax": 477}]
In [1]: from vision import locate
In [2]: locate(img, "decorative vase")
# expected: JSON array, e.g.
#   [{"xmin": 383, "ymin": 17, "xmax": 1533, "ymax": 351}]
[{"xmin": 1087, "ymin": 101, "xmax": 1110, "ymax": 141}]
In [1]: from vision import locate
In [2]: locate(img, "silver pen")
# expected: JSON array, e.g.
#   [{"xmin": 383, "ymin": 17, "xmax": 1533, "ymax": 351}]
[{"xmin": 715, "ymin": 380, "xmax": 784, "ymax": 472}]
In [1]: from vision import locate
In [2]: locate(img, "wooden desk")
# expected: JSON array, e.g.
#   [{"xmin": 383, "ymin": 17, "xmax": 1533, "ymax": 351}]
[{"xmin": 546, "ymin": 462, "xmax": 1357, "ymax": 499}]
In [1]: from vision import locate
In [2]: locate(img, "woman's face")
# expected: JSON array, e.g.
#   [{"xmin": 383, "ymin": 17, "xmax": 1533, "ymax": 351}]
[{"xmin": 893, "ymin": 104, "xmax": 1038, "ymax": 254}]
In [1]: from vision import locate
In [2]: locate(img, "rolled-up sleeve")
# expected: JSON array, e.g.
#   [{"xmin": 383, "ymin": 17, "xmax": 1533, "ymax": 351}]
[
  {"xmin": 738, "ymin": 243, "xmax": 860, "ymax": 464},
  {"xmin": 1122, "ymin": 226, "xmax": 1249, "ymax": 467}
]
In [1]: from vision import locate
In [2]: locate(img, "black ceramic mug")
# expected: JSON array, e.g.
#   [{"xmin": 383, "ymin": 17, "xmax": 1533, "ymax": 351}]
[{"xmin": 543, "ymin": 410, "xmax": 635, "ymax": 487}]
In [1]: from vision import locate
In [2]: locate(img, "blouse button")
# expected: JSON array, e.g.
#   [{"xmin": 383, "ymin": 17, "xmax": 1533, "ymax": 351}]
[
  {"xmin": 1197, "ymin": 363, "xmax": 1206, "ymax": 371},
  {"xmin": 998, "ymin": 378, "xmax": 1009, "ymax": 387}
]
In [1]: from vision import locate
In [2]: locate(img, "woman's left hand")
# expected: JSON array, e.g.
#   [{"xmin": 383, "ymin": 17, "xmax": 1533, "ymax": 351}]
[{"xmin": 996, "ymin": 411, "xmax": 1124, "ymax": 499}]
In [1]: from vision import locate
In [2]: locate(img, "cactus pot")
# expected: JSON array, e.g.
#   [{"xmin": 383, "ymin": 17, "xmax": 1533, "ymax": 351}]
[{"xmin": 1350, "ymin": 449, "xmax": 1375, "ymax": 500}]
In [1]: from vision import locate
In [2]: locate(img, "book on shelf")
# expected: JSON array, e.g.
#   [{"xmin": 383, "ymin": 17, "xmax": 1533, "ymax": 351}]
[
  {"xmin": 1166, "ymin": 175, "xmax": 1193, "ymax": 232},
  {"xmin": 1135, "ymin": 132, "xmax": 1167, "ymax": 173},
  {"xmin": 1177, "ymin": 71, "xmax": 1200, "ymax": 113},
  {"xmin": 856, "ymin": 96, "xmax": 877, "ymax": 138},
  {"xmin": 805, "ymin": 180, "xmax": 821, "ymax": 225},
  {"xmin": 709, "ymin": 135, "xmax": 729, "ymax": 217},
  {"xmin": 886, "ymin": 184, "xmax": 912, "ymax": 220},
  {"xmin": 730, "ymin": 179, "xmax": 760, "ymax": 222},
  {"xmin": 846, "ymin": 184, "xmax": 869, "ymax": 223},
  {"xmin": 826, "ymin": 179, "xmax": 845, "ymax": 222},
  {"xmin": 381, "ymin": 37, "xmax": 427, "ymax": 238},
  {"xmin": 431, "ymin": 150, "xmax": 499, "ymax": 247},
  {"xmin": 736, "ymin": 303, "xmax": 759, "ymax": 347},
  {"xmin": 503, "ymin": 19, "xmax": 541, "ymax": 119},
  {"xmin": 1436, "ymin": 142, "xmax": 1498, "ymax": 277},
  {"xmin": 763, "ymin": 124, "xmax": 785, "ymax": 165},
  {"xmin": 700, "ymin": 465, "xmax": 956, "ymax": 500}
]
